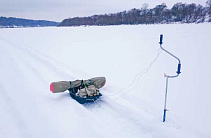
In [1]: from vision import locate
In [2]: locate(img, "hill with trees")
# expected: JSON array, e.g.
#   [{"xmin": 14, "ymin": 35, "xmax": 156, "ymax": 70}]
[
  {"xmin": 59, "ymin": 1, "xmax": 211, "ymax": 27},
  {"xmin": 0, "ymin": 17, "xmax": 59, "ymax": 28}
]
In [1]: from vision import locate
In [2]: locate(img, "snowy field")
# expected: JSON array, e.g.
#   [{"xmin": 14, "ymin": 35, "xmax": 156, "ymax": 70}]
[{"xmin": 0, "ymin": 23, "xmax": 211, "ymax": 138}]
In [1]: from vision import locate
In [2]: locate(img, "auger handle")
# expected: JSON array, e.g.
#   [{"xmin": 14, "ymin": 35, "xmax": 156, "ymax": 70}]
[
  {"xmin": 177, "ymin": 63, "xmax": 181, "ymax": 74},
  {"xmin": 159, "ymin": 34, "xmax": 163, "ymax": 44}
]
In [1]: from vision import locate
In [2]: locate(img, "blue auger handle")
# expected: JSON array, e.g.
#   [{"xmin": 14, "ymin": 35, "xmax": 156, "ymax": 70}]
[
  {"xmin": 163, "ymin": 109, "xmax": 166, "ymax": 122},
  {"xmin": 160, "ymin": 34, "xmax": 163, "ymax": 44},
  {"xmin": 177, "ymin": 63, "xmax": 181, "ymax": 74}
]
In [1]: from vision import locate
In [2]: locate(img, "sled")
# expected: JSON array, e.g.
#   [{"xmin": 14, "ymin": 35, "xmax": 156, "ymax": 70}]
[
  {"xmin": 69, "ymin": 90, "xmax": 102, "ymax": 104},
  {"xmin": 50, "ymin": 77, "xmax": 106, "ymax": 104}
]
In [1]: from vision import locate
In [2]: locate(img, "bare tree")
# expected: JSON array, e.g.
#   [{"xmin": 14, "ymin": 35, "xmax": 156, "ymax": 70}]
[{"xmin": 206, "ymin": 0, "xmax": 211, "ymax": 14}]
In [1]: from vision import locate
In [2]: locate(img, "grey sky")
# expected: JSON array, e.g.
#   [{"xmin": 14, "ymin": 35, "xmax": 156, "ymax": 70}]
[{"xmin": 0, "ymin": 0, "xmax": 207, "ymax": 22}]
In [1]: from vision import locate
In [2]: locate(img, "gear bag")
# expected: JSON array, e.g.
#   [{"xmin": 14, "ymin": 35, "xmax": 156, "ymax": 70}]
[{"xmin": 78, "ymin": 85, "xmax": 99, "ymax": 97}]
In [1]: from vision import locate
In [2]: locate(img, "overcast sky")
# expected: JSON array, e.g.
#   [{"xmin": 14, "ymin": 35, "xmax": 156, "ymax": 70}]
[{"xmin": 0, "ymin": 0, "xmax": 207, "ymax": 22}]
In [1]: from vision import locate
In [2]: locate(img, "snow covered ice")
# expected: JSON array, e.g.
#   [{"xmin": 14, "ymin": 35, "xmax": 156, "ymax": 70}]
[{"xmin": 0, "ymin": 23, "xmax": 211, "ymax": 138}]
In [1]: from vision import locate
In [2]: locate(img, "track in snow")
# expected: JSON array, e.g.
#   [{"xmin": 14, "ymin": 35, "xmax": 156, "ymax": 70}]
[{"xmin": 1, "ymin": 24, "xmax": 210, "ymax": 138}]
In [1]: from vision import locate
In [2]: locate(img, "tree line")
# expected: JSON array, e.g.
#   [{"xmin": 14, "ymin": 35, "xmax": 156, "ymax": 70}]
[{"xmin": 59, "ymin": 0, "xmax": 211, "ymax": 26}]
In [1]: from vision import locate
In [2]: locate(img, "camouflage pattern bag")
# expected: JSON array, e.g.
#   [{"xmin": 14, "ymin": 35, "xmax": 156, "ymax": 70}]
[{"xmin": 78, "ymin": 85, "xmax": 100, "ymax": 97}]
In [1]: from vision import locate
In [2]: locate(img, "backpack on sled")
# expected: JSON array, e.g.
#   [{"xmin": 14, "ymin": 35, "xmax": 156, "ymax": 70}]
[{"xmin": 69, "ymin": 90, "xmax": 102, "ymax": 104}]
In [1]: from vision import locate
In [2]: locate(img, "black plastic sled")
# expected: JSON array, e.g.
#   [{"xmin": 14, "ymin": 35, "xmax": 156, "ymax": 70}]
[{"xmin": 69, "ymin": 90, "xmax": 102, "ymax": 104}]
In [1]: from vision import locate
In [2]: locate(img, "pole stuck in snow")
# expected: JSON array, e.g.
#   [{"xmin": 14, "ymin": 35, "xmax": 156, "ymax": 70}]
[{"xmin": 159, "ymin": 34, "xmax": 181, "ymax": 122}]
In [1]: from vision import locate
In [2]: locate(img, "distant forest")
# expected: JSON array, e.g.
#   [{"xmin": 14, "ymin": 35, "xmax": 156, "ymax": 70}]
[
  {"xmin": 59, "ymin": 0, "xmax": 211, "ymax": 26},
  {"xmin": 0, "ymin": 17, "xmax": 59, "ymax": 28}
]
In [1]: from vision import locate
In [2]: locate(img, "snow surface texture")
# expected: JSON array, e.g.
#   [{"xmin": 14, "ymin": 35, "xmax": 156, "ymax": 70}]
[{"xmin": 0, "ymin": 24, "xmax": 211, "ymax": 138}]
